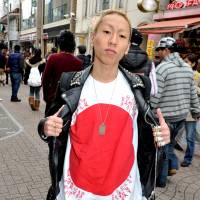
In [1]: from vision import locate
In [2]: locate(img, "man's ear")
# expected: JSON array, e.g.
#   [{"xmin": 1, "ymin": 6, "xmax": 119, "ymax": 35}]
[
  {"xmin": 125, "ymin": 43, "xmax": 130, "ymax": 55},
  {"xmin": 91, "ymin": 32, "xmax": 95, "ymax": 45}
]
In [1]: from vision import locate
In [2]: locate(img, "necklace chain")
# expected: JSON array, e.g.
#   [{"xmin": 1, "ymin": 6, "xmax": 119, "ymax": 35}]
[{"xmin": 92, "ymin": 75, "xmax": 118, "ymax": 135}]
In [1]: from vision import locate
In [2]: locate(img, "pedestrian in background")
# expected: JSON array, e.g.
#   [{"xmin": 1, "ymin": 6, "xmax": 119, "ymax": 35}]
[
  {"xmin": 4, "ymin": 49, "xmax": 9, "ymax": 85},
  {"xmin": 45, "ymin": 47, "xmax": 58, "ymax": 61},
  {"xmin": 24, "ymin": 48, "xmax": 45, "ymax": 111},
  {"xmin": 77, "ymin": 45, "xmax": 91, "ymax": 69},
  {"xmin": 23, "ymin": 50, "xmax": 32, "ymax": 84},
  {"xmin": 153, "ymin": 51, "xmax": 161, "ymax": 67},
  {"xmin": 151, "ymin": 37, "xmax": 200, "ymax": 187},
  {"xmin": 38, "ymin": 10, "xmax": 170, "ymax": 200},
  {"xmin": 181, "ymin": 53, "xmax": 200, "ymax": 167},
  {"xmin": 120, "ymin": 28, "xmax": 157, "ymax": 96},
  {"xmin": 0, "ymin": 43, "xmax": 7, "ymax": 86},
  {"xmin": 7, "ymin": 45, "xmax": 24, "ymax": 102},
  {"xmin": 42, "ymin": 30, "xmax": 83, "ymax": 115}
]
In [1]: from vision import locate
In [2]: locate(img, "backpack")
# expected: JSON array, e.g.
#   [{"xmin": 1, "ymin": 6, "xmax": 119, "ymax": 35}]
[{"xmin": 28, "ymin": 66, "xmax": 42, "ymax": 87}]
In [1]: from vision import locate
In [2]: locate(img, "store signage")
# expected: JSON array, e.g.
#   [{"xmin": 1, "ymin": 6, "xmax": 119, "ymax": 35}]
[
  {"xmin": 19, "ymin": 33, "xmax": 36, "ymax": 41},
  {"xmin": 146, "ymin": 39, "xmax": 155, "ymax": 59},
  {"xmin": 167, "ymin": 0, "xmax": 200, "ymax": 10}
]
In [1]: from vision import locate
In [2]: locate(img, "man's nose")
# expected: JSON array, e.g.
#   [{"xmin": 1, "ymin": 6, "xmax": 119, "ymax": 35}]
[{"xmin": 109, "ymin": 33, "xmax": 118, "ymax": 45}]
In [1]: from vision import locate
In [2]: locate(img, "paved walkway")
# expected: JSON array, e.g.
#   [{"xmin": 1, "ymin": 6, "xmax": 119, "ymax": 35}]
[
  {"xmin": 0, "ymin": 84, "xmax": 50, "ymax": 200},
  {"xmin": 156, "ymin": 150, "xmax": 200, "ymax": 200},
  {"xmin": 0, "ymin": 83, "xmax": 200, "ymax": 200}
]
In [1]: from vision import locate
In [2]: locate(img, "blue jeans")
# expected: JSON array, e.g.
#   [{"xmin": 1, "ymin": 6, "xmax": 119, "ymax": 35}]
[
  {"xmin": 157, "ymin": 119, "xmax": 185, "ymax": 185},
  {"xmin": 168, "ymin": 120, "xmax": 186, "ymax": 170},
  {"xmin": 29, "ymin": 86, "xmax": 41, "ymax": 100},
  {"xmin": 10, "ymin": 72, "xmax": 22, "ymax": 99},
  {"xmin": 183, "ymin": 121, "xmax": 196, "ymax": 164}
]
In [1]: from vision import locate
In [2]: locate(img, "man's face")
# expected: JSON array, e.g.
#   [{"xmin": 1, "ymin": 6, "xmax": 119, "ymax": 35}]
[
  {"xmin": 92, "ymin": 14, "xmax": 130, "ymax": 66},
  {"xmin": 184, "ymin": 57, "xmax": 193, "ymax": 68},
  {"xmin": 156, "ymin": 47, "xmax": 170, "ymax": 59},
  {"xmin": 2, "ymin": 48, "xmax": 7, "ymax": 56}
]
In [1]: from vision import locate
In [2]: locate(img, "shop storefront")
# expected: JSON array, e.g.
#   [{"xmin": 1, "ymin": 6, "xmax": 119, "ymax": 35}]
[
  {"xmin": 43, "ymin": 24, "xmax": 70, "ymax": 55},
  {"xmin": 19, "ymin": 32, "xmax": 36, "ymax": 53},
  {"xmin": 137, "ymin": 0, "xmax": 200, "ymax": 59},
  {"xmin": 43, "ymin": 0, "xmax": 70, "ymax": 55}
]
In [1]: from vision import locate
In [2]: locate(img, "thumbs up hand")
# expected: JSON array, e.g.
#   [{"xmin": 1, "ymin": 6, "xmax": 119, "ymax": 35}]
[
  {"xmin": 152, "ymin": 108, "xmax": 170, "ymax": 147},
  {"xmin": 43, "ymin": 106, "xmax": 64, "ymax": 137}
]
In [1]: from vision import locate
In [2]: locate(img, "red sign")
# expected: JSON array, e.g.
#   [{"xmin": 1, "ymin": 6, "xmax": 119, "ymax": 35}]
[{"xmin": 167, "ymin": 0, "xmax": 200, "ymax": 10}]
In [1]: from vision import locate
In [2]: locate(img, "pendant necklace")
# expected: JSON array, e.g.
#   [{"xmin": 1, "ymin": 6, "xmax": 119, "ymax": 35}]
[{"xmin": 92, "ymin": 74, "xmax": 118, "ymax": 136}]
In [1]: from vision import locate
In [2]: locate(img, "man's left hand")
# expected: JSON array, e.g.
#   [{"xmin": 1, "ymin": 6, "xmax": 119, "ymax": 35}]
[{"xmin": 152, "ymin": 108, "xmax": 170, "ymax": 147}]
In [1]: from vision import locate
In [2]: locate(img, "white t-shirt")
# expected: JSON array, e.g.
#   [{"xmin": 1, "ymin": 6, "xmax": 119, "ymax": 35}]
[{"xmin": 57, "ymin": 71, "xmax": 142, "ymax": 200}]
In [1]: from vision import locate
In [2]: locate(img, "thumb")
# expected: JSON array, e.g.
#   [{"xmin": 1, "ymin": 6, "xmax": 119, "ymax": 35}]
[{"xmin": 156, "ymin": 108, "xmax": 165, "ymax": 125}]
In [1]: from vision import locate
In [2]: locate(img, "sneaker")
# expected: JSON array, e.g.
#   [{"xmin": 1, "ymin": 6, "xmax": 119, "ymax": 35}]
[
  {"xmin": 0, "ymin": 98, "xmax": 3, "ymax": 101},
  {"xmin": 168, "ymin": 169, "xmax": 177, "ymax": 176},
  {"xmin": 181, "ymin": 161, "xmax": 190, "ymax": 167},
  {"xmin": 11, "ymin": 98, "xmax": 21, "ymax": 102}
]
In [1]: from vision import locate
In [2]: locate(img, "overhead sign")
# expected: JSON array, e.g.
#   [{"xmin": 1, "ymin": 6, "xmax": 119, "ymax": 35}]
[{"xmin": 167, "ymin": 0, "xmax": 200, "ymax": 10}]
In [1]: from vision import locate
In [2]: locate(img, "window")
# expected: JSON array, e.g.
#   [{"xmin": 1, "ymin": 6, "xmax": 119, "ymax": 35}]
[
  {"xmin": 102, "ymin": 0, "xmax": 110, "ymax": 10},
  {"xmin": 96, "ymin": 0, "xmax": 110, "ymax": 12},
  {"xmin": 83, "ymin": 0, "xmax": 88, "ymax": 17},
  {"xmin": 44, "ymin": 0, "xmax": 70, "ymax": 24},
  {"xmin": 21, "ymin": 0, "xmax": 37, "ymax": 30},
  {"xmin": 118, "ymin": 0, "xmax": 124, "ymax": 8}
]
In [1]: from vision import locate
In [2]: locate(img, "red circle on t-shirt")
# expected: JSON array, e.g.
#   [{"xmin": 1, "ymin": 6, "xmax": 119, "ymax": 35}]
[{"xmin": 70, "ymin": 104, "xmax": 135, "ymax": 195}]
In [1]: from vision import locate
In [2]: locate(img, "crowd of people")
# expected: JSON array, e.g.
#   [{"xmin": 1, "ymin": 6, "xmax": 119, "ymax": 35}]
[
  {"xmin": 0, "ymin": 9, "xmax": 200, "ymax": 200},
  {"xmin": 0, "ymin": 33, "xmax": 92, "ymax": 105}
]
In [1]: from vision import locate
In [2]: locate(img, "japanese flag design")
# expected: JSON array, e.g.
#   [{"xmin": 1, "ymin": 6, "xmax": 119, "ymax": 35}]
[{"xmin": 57, "ymin": 71, "xmax": 142, "ymax": 200}]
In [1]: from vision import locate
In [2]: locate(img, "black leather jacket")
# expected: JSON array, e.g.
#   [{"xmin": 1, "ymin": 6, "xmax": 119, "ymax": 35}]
[{"xmin": 38, "ymin": 66, "xmax": 163, "ymax": 200}]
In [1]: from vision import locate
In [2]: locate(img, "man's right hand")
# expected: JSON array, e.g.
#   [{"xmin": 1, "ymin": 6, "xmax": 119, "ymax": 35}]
[{"xmin": 43, "ymin": 108, "xmax": 63, "ymax": 137}]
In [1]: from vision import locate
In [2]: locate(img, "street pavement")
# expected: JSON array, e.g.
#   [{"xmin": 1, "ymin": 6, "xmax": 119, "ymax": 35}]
[
  {"xmin": 0, "ymin": 83, "xmax": 49, "ymax": 200},
  {"xmin": 0, "ymin": 83, "xmax": 200, "ymax": 200}
]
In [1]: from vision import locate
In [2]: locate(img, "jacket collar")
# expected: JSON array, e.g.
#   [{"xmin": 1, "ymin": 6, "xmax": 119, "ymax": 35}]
[{"xmin": 69, "ymin": 64, "xmax": 145, "ymax": 89}]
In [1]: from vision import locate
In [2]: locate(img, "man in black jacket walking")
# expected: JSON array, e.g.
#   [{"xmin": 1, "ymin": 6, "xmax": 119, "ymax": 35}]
[{"xmin": 120, "ymin": 28, "xmax": 157, "ymax": 96}]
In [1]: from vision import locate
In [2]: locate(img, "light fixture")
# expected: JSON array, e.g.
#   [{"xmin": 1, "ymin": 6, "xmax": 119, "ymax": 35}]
[{"xmin": 137, "ymin": 0, "xmax": 159, "ymax": 12}]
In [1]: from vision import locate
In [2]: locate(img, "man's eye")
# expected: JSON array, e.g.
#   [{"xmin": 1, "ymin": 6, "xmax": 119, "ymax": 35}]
[
  {"xmin": 103, "ymin": 30, "xmax": 110, "ymax": 34},
  {"xmin": 120, "ymin": 34, "xmax": 126, "ymax": 39}
]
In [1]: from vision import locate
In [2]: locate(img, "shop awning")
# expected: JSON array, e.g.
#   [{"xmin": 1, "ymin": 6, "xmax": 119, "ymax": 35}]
[{"xmin": 138, "ymin": 17, "xmax": 200, "ymax": 34}]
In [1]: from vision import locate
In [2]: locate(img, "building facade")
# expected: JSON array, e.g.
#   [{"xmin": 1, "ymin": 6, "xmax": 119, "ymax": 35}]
[
  {"xmin": 43, "ymin": 0, "xmax": 71, "ymax": 55},
  {"xmin": 138, "ymin": 0, "xmax": 200, "ymax": 58},
  {"xmin": 1, "ymin": 0, "xmax": 159, "ymax": 55},
  {"xmin": 20, "ymin": 0, "xmax": 37, "ymax": 52},
  {"xmin": 0, "ymin": 0, "xmax": 20, "ymax": 49},
  {"xmin": 19, "ymin": 0, "xmax": 71, "ymax": 55},
  {"xmin": 75, "ymin": 0, "xmax": 155, "ymax": 54}
]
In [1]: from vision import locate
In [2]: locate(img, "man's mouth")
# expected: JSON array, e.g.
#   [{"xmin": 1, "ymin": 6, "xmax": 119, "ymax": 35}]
[{"xmin": 105, "ymin": 48, "xmax": 117, "ymax": 55}]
